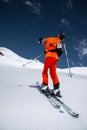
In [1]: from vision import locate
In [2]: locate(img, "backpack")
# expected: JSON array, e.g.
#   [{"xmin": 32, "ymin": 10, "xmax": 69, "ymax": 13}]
[
  {"xmin": 48, "ymin": 42, "xmax": 63, "ymax": 57},
  {"xmin": 56, "ymin": 42, "xmax": 63, "ymax": 56}
]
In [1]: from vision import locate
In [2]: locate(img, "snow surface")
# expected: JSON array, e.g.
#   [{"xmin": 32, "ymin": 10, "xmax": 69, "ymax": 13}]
[
  {"xmin": 0, "ymin": 47, "xmax": 43, "ymax": 69},
  {"xmin": 0, "ymin": 47, "xmax": 87, "ymax": 130}
]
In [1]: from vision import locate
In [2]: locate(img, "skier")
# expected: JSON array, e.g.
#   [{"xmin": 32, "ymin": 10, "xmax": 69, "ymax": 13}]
[{"xmin": 38, "ymin": 33, "xmax": 65, "ymax": 97}]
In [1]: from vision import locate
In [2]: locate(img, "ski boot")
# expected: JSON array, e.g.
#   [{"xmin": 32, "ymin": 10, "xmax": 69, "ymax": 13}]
[
  {"xmin": 41, "ymin": 83, "xmax": 51, "ymax": 97},
  {"xmin": 52, "ymin": 89, "xmax": 62, "ymax": 98},
  {"xmin": 41, "ymin": 83, "xmax": 49, "ymax": 92},
  {"xmin": 52, "ymin": 83, "xmax": 62, "ymax": 98}
]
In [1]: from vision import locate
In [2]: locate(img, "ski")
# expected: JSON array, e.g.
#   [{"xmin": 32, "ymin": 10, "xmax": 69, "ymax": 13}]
[
  {"xmin": 42, "ymin": 90, "xmax": 64, "ymax": 113},
  {"xmin": 29, "ymin": 83, "xmax": 61, "ymax": 109},
  {"xmin": 42, "ymin": 89, "xmax": 61, "ymax": 108},
  {"xmin": 42, "ymin": 88, "xmax": 79, "ymax": 118},
  {"xmin": 30, "ymin": 82, "xmax": 79, "ymax": 118},
  {"xmin": 52, "ymin": 96, "xmax": 79, "ymax": 118}
]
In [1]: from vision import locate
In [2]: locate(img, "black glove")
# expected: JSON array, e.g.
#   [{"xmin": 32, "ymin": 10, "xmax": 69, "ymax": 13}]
[
  {"xmin": 38, "ymin": 38, "xmax": 43, "ymax": 44},
  {"xmin": 59, "ymin": 33, "xmax": 65, "ymax": 40}
]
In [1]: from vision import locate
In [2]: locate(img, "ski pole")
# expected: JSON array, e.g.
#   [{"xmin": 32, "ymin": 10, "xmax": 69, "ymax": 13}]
[
  {"xmin": 22, "ymin": 53, "xmax": 44, "ymax": 67},
  {"xmin": 63, "ymin": 41, "xmax": 73, "ymax": 77}
]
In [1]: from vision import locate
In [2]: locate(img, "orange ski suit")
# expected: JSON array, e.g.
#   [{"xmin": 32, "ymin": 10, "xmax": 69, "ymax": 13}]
[{"xmin": 42, "ymin": 37, "xmax": 61, "ymax": 86}]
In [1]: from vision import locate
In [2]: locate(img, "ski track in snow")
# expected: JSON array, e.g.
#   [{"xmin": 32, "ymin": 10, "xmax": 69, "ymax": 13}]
[{"xmin": 0, "ymin": 47, "xmax": 87, "ymax": 130}]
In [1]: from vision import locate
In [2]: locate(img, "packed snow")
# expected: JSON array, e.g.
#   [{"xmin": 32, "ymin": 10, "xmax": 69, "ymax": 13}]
[{"xmin": 0, "ymin": 47, "xmax": 87, "ymax": 130}]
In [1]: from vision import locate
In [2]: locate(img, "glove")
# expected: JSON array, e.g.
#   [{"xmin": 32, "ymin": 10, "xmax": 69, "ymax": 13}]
[
  {"xmin": 38, "ymin": 38, "xmax": 43, "ymax": 44},
  {"xmin": 59, "ymin": 33, "xmax": 65, "ymax": 40}
]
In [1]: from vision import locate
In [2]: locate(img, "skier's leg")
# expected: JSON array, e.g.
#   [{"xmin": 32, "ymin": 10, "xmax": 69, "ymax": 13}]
[
  {"xmin": 42, "ymin": 57, "xmax": 52, "ymax": 90},
  {"xmin": 50, "ymin": 58, "xmax": 61, "ymax": 97},
  {"xmin": 49, "ymin": 58, "xmax": 59, "ymax": 85}
]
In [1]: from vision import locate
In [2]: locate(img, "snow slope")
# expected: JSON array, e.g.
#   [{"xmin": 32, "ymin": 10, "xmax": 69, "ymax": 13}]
[
  {"xmin": 0, "ymin": 47, "xmax": 43, "ymax": 69},
  {"xmin": 0, "ymin": 47, "xmax": 87, "ymax": 130}
]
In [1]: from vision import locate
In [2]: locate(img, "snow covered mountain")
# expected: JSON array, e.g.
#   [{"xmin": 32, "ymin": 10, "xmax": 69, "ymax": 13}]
[
  {"xmin": 0, "ymin": 47, "xmax": 87, "ymax": 76},
  {"xmin": 0, "ymin": 47, "xmax": 43, "ymax": 69},
  {"xmin": 0, "ymin": 47, "xmax": 87, "ymax": 130}
]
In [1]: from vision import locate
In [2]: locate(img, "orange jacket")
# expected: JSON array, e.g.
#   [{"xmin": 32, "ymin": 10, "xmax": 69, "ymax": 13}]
[{"xmin": 43, "ymin": 37, "xmax": 61, "ymax": 59}]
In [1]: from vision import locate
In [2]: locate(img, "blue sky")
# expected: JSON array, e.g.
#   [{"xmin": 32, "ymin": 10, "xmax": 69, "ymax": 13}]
[{"xmin": 0, "ymin": 0, "xmax": 87, "ymax": 68}]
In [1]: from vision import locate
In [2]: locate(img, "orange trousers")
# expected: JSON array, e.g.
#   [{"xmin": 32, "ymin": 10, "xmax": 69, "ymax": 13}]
[{"xmin": 42, "ymin": 57, "xmax": 60, "ymax": 85}]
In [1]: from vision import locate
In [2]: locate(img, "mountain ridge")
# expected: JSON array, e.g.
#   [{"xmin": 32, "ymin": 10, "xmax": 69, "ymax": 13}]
[
  {"xmin": 0, "ymin": 47, "xmax": 43, "ymax": 68},
  {"xmin": 0, "ymin": 47, "xmax": 87, "ymax": 76}
]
